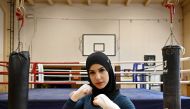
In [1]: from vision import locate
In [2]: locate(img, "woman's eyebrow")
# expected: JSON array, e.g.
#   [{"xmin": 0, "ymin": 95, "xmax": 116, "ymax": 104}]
[
  {"xmin": 98, "ymin": 67, "xmax": 105, "ymax": 70},
  {"xmin": 89, "ymin": 66, "xmax": 104, "ymax": 71},
  {"xmin": 89, "ymin": 69, "xmax": 94, "ymax": 72}
]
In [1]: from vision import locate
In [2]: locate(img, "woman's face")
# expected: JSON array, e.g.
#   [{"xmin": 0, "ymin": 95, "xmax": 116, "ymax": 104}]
[{"xmin": 89, "ymin": 64, "xmax": 109, "ymax": 89}]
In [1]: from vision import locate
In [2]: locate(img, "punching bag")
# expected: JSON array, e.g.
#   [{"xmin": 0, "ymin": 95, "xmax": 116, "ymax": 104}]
[
  {"xmin": 162, "ymin": 45, "xmax": 181, "ymax": 109},
  {"xmin": 8, "ymin": 51, "xmax": 30, "ymax": 109}
]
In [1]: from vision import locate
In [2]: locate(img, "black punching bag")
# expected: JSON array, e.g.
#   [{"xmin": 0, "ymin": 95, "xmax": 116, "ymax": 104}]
[
  {"xmin": 8, "ymin": 51, "xmax": 30, "ymax": 109},
  {"xmin": 162, "ymin": 45, "xmax": 181, "ymax": 109}
]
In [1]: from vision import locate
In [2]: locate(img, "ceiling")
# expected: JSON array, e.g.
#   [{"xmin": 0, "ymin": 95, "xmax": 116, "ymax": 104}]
[{"xmin": 24, "ymin": 0, "xmax": 189, "ymax": 7}]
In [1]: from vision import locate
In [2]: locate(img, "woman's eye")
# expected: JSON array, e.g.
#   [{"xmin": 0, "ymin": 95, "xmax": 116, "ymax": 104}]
[
  {"xmin": 89, "ymin": 71, "xmax": 95, "ymax": 75},
  {"xmin": 99, "ymin": 68, "xmax": 105, "ymax": 72}
]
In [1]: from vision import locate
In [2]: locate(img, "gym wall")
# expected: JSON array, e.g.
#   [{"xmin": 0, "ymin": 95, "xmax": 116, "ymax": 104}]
[{"xmin": 14, "ymin": 4, "xmax": 183, "ymax": 63}]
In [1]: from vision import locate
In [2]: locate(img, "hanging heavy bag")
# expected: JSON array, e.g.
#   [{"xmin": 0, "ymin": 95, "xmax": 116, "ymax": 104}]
[
  {"xmin": 8, "ymin": 51, "xmax": 30, "ymax": 109},
  {"xmin": 162, "ymin": 45, "xmax": 181, "ymax": 109}
]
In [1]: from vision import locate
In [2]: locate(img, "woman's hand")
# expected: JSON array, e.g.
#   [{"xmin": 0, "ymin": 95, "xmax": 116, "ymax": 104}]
[
  {"xmin": 93, "ymin": 94, "xmax": 120, "ymax": 109},
  {"xmin": 70, "ymin": 84, "xmax": 92, "ymax": 102}
]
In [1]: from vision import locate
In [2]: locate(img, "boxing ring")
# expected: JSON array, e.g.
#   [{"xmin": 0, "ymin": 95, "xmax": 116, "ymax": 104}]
[{"xmin": 0, "ymin": 57, "xmax": 190, "ymax": 109}]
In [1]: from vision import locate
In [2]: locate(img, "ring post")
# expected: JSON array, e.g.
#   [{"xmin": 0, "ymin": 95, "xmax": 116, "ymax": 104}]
[
  {"xmin": 162, "ymin": 45, "xmax": 181, "ymax": 109},
  {"xmin": 8, "ymin": 51, "xmax": 30, "ymax": 109}
]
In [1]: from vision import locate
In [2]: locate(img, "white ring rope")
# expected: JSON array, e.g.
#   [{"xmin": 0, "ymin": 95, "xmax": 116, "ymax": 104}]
[
  {"xmin": 44, "ymin": 69, "xmax": 87, "ymax": 72},
  {"xmin": 115, "ymin": 71, "xmax": 163, "ymax": 75},
  {"xmin": 31, "ymin": 70, "xmax": 189, "ymax": 79},
  {"xmin": 181, "ymin": 69, "xmax": 190, "ymax": 73},
  {"xmin": 180, "ymin": 57, "xmax": 190, "ymax": 61},
  {"xmin": 33, "ymin": 70, "xmax": 190, "ymax": 75},
  {"xmin": 116, "ymin": 81, "xmax": 190, "ymax": 84},
  {"xmin": 28, "ymin": 81, "xmax": 190, "ymax": 85},
  {"xmin": 44, "ymin": 75, "xmax": 88, "ymax": 77}
]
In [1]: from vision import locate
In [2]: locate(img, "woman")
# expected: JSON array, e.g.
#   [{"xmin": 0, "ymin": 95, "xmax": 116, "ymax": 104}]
[{"xmin": 62, "ymin": 52, "xmax": 135, "ymax": 109}]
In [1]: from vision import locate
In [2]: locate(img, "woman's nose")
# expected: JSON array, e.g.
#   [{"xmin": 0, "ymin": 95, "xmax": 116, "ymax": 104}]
[{"xmin": 95, "ymin": 73, "xmax": 101, "ymax": 80}]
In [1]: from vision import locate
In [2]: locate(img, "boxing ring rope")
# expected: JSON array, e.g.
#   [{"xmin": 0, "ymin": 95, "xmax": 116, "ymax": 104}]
[
  {"xmin": 181, "ymin": 69, "xmax": 190, "ymax": 73},
  {"xmin": 1, "ymin": 81, "xmax": 190, "ymax": 85},
  {"xmin": 1, "ymin": 58, "xmax": 190, "ymax": 86},
  {"xmin": 0, "ymin": 69, "xmax": 190, "ymax": 75}
]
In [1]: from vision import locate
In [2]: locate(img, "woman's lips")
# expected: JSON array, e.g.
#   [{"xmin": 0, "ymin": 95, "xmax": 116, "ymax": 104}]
[{"xmin": 95, "ymin": 82, "xmax": 103, "ymax": 85}]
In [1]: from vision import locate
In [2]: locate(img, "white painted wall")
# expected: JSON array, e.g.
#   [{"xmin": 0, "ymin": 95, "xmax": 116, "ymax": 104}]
[
  {"xmin": 0, "ymin": 8, "xmax": 3, "ymax": 82},
  {"xmin": 17, "ymin": 4, "xmax": 183, "ymax": 65}
]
